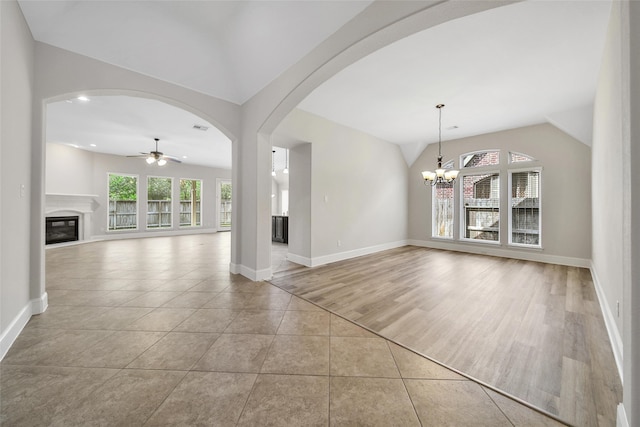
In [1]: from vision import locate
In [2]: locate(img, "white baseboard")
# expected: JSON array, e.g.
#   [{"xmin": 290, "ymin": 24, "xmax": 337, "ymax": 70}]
[
  {"xmin": 229, "ymin": 262, "xmax": 272, "ymax": 281},
  {"xmin": 229, "ymin": 262, "xmax": 241, "ymax": 275},
  {"xmin": 617, "ymin": 403, "xmax": 629, "ymax": 427},
  {"xmin": 408, "ymin": 239, "xmax": 590, "ymax": 268},
  {"xmin": 0, "ymin": 302, "xmax": 31, "ymax": 361},
  {"xmin": 32, "ymin": 292, "xmax": 48, "ymax": 314},
  {"xmin": 590, "ymin": 264, "xmax": 624, "ymax": 384},
  {"xmin": 286, "ymin": 253, "xmax": 312, "ymax": 268},
  {"xmin": 92, "ymin": 228, "xmax": 217, "ymax": 241},
  {"xmin": 0, "ymin": 292, "xmax": 49, "ymax": 361},
  {"xmin": 297, "ymin": 240, "xmax": 408, "ymax": 268}
]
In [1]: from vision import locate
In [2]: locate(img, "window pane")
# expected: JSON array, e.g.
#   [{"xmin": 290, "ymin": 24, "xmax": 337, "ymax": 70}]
[
  {"xmin": 219, "ymin": 181, "xmax": 232, "ymax": 228},
  {"xmin": 511, "ymin": 171, "xmax": 540, "ymax": 246},
  {"xmin": 461, "ymin": 151, "xmax": 500, "ymax": 168},
  {"xmin": 180, "ymin": 179, "xmax": 201, "ymax": 227},
  {"xmin": 148, "ymin": 177, "xmax": 172, "ymax": 229},
  {"xmin": 433, "ymin": 182, "xmax": 454, "ymax": 239},
  {"xmin": 509, "ymin": 152, "xmax": 536, "ymax": 164},
  {"xmin": 463, "ymin": 173, "xmax": 499, "ymax": 241},
  {"xmin": 108, "ymin": 174, "xmax": 137, "ymax": 230}
]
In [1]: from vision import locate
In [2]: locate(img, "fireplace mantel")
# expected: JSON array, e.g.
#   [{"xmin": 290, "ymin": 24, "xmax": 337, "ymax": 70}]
[
  {"xmin": 45, "ymin": 193, "xmax": 99, "ymax": 214},
  {"xmin": 45, "ymin": 194, "xmax": 99, "ymax": 243}
]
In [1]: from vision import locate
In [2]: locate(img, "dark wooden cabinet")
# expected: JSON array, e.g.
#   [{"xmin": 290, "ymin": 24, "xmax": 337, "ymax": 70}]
[{"xmin": 272, "ymin": 216, "xmax": 288, "ymax": 243}]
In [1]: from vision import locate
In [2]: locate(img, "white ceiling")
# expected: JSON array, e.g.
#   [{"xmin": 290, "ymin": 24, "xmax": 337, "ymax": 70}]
[
  {"xmin": 21, "ymin": 1, "xmax": 612, "ymax": 169},
  {"xmin": 297, "ymin": 0, "xmax": 612, "ymax": 163},
  {"xmin": 19, "ymin": 0, "xmax": 372, "ymax": 104},
  {"xmin": 46, "ymin": 95, "xmax": 232, "ymax": 169}
]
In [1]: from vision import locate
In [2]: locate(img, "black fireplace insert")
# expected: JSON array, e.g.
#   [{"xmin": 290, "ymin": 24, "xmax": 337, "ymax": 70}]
[{"xmin": 46, "ymin": 216, "xmax": 79, "ymax": 245}]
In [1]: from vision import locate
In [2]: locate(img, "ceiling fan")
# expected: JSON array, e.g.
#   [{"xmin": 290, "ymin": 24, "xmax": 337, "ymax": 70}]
[{"xmin": 128, "ymin": 138, "xmax": 181, "ymax": 166}]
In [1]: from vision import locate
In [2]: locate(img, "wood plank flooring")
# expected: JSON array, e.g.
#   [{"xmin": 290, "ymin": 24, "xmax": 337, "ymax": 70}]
[{"xmin": 269, "ymin": 245, "xmax": 622, "ymax": 427}]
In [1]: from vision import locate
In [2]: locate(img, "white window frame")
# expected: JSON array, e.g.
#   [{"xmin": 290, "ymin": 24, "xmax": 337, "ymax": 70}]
[
  {"xmin": 459, "ymin": 169, "xmax": 501, "ymax": 245},
  {"xmin": 107, "ymin": 172, "xmax": 139, "ymax": 232},
  {"xmin": 179, "ymin": 178, "xmax": 203, "ymax": 228},
  {"xmin": 216, "ymin": 178, "xmax": 232, "ymax": 231},
  {"xmin": 460, "ymin": 149, "xmax": 501, "ymax": 169},
  {"xmin": 432, "ymin": 181, "xmax": 455, "ymax": 240},
  {"xmin": 508, "ymin": 167, "xmax": 542, "ymax": 248},
  {"xmin": 508, "ymin": 151, "xmax": 537, "ymax": 164},
  {"xmin": 147, "ymin": 176, "xmax": 173, "ymax": 230}
]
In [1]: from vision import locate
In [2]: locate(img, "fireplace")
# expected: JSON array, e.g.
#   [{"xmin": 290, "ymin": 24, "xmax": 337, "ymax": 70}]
[{"xmin": 46, "ymin": 216, "xmax": 79, "ymax": 245}]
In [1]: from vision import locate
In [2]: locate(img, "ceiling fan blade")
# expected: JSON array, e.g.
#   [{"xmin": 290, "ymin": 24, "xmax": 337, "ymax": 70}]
[
  {"xmin": 127, "ymin": 140, "xmax": 182, "ymax": 164},
  {"xmin": 163, "ymin": 155, "xmax": 182, "ymax": 163}
]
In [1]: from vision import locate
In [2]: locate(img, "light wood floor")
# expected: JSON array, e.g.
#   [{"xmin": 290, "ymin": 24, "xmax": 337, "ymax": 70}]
[
  {"xmin": 2, "ymin": 234, "xmax": 568, "ymax": 426},
  {"xmin": 270, "ymin": 245, "xmax": 622, "ymax": 427}
]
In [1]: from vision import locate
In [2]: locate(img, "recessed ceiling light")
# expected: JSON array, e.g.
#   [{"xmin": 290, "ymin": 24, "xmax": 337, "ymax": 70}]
[
  {"xmin": 182, "ymin": 156, "xmax": 188, "ymax": 159},
  {"xmin": 77, "ymin": 96, "xmax": 90, "ymax": 102},
  {"xmin": 90, "ymin": 144, "xmax": 97, "ymax": 147},
  {"xmin": 68, "ymin": 144, "xmax": 79, "ymax": 148}
]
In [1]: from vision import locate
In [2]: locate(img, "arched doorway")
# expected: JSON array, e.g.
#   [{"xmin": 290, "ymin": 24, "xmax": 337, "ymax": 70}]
[{"xmin": 33, "ymin": 88, "xmax": 238, "ymax": 307}]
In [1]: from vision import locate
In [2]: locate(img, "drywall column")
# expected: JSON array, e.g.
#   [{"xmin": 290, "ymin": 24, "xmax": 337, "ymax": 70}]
[
  {"xmin": 231, "ymin": 124, "xmax": 273, "ymax": 281},
  {"xmin": 1, "ymin": 0, "xmax": 38, "ymax": 357},
  {"xmin": 625, "ymin": 2, "xmax": 640, "ymax": 425}
]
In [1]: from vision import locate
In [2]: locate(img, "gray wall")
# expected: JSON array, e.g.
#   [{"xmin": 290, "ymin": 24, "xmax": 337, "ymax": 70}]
[
  {"xmin": 592, "ymin": 2, "xmax": 640, "ymax": 423},
  {"xmin": 45, "ymin": 143, "xmax": 95, "ymax": 195},
  {"xmin": 0, "ymin": 0, "xmax": 36, "ymax": 356},
  {"xmin": 592, "ymin": 0, "xmax": 625, "ymax": 357},
  {"xmin": 288, "ymin": 143, "xmax": 312, "ymax": 260},
  {"xmin": 409, "ymin": 123, "xmax": 592, "ymax": 265},
  {"xmin": 275, "ymin": 109, "xmax": 408, "ymax": 265},
  {"xmin": 271, "ymin": 178, "xmax": 280, "ymax": 216},
  {"xmin": 46, "ymin": 143, "xmax": 231, "ymax": 238}
]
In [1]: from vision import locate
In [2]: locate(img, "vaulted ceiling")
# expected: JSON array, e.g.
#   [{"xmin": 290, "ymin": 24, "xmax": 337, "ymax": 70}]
[{"xmin": 20, "ymin": 0, "xmax": 612, "ymax": 168}]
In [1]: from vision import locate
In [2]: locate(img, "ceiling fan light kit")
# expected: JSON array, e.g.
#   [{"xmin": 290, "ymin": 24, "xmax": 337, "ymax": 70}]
[{"xmin": 128, "ymin": 138, "xmax": 181, "ymax": 166}]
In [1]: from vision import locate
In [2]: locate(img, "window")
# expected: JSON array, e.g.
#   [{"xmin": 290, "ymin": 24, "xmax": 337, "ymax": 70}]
[
  {"xmin": 433, "ymin": 181, "xmax": 454, "ymax": 239},
  {"xmin": 461, "ymin": 150, "xmax": 500, "ymax": 168},
  {"xmin": 430, "ymin": 149, "xmax": 541, "ymax": 247},
  {"xmin": 108, "ymin": 173, "xmax": 138, "ymax": 230},
  {"xmin": 509, "ymin": 151, "xmax": 536, "ymax": 164},
  {"xmin": 510, "ymin": 170, "xmax": 541, "ymax": 246},
  {"xmin": 180, "ymin": 179, "xmax": 201, "ymax": 227},
  {"xmin": 462, "ymin": 173, "xmax": 499, "ymax": 241},
  {"xmin": 218, "ymin": 180, "xmax": 232, "ymax": 230},
  {"xmin": 147, "ymin": 177, "xmax": 172, "ymax": 229}
]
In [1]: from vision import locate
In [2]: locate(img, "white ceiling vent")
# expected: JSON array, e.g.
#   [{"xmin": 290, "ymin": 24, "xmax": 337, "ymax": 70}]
[{"xmin": 192, "ymin": 124, "xmax": 209, "ymax": 131}]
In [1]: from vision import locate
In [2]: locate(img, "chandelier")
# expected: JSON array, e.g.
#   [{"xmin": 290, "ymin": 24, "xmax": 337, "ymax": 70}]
[{"xmin": 421, "ymin": 104, "xmax": 459, "ymax": 186}]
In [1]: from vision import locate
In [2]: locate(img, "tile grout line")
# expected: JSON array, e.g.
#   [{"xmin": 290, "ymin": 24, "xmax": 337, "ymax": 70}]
[
  {"xmin": 269, "ymin": 274, "xmax": 575, "ymax": 426},
  {"xmin": 386, "ymin": 339, "xmax": 423, "ymax": 426},
  {"xmin": 480, "ymin": 385, "xmax": 517, "ymax": 427}
]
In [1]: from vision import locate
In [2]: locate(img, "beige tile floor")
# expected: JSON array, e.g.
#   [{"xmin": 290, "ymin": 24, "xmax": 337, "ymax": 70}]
[{"xmin": 1, "ymin": 233, "xmax": 566, "ymax": 426}]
